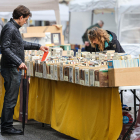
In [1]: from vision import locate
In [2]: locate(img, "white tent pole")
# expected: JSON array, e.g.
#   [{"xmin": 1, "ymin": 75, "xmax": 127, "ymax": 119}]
[
  {"xmin": 68, "ymin": 12, "xmax": 71, "ymax": 43},
  {"xmin": 54, "ymin": 0, "xmax": 61, "ymax": 24},
  {"xmin": 91, "ymin": 10, "xmax": 94, "ymax": 25},
  {"xmin": 54, "ymin": 9, "xmax": 61, "ymax": 24}
]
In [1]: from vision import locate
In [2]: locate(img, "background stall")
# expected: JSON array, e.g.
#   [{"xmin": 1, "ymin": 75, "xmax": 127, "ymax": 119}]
[{"xmin": 69, "ymin": 0, "xmax": 117, "ymax": 45}]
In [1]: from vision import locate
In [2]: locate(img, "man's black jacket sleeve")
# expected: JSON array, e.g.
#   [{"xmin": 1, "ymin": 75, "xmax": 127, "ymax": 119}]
[{"xmin": 23, "ymin": 41, "xmax": 41, "ymax": 50}]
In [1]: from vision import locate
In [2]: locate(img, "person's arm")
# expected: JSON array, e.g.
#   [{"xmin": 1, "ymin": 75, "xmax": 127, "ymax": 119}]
[
  {"xmin": 82, "ymin": 32, "xmax": 87, "ymax": 43},
  {"xmin": 1, "ymin": 29, "xmax": 22, "ymax": 67},
  {"xmin": 82, "ymin": 29, "xmax": 89, "ymax": 43},
  {"xmin": 23, "ymin": 41, "xmax": 41, "ymax": 50},
  {"xmin": 23, "ymin": 41, "xmax": 49, "ymax": 52},
  {"xmin": 115, "ymin": 40, "xmax": 125, "ymax": 53}
]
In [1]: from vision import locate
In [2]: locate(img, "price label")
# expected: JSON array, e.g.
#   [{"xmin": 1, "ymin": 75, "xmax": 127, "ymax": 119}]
[
  {"xmin": 124, "ymin": 55, "xmax": 128, "ymax": 60},
  {"xmin": 64, "ymin": 76, "xmax": 68, "ymax": 81},
  {"xmin": 95, "ymin": 81, "xmax": 100, "ymax": 87},
  {"xmin": 38, "ymin": 72, "xmax": 43, "ymax": 78},
  {"xmin": 35, "ymin": 72, "xmax": 42, "ymax": 78},
  {"xmin": 80, "ymin": 80, "xmax": 85, "ymax": 85},
  {"xmin": 47, "ymin": 74, "xmax": 51, "ymax": 79},
  {"xmin": 35, "ymin": 72, "xmax": 39, "ymax": 77}
]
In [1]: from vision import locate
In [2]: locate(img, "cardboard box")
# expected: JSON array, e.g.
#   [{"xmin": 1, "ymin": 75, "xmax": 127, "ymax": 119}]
[
  {"xmin": 22, "ymin": 33, "xmax": 46, "ymax": 46},
  {"xmin": 23, "ymin": 26, "xmax": 64, "ymax": 45},
  {"xmin": 108, "ymin": 67, "xmax": 140, "ymax": 87}
]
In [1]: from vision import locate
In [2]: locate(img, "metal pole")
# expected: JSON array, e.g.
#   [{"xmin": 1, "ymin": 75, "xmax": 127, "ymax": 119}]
[
  {"xmin": 91, "ymin": 10, "xmax": 94, "ymax": 25},
  {"xmin": 68, "ymin": 11, "xmax": 71, "ymax": 44}
]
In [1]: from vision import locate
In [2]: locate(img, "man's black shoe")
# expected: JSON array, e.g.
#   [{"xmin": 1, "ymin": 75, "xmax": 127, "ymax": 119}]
[{"xmin": 1, "ymin": 127, "xmax": 23, "ymax": 136}]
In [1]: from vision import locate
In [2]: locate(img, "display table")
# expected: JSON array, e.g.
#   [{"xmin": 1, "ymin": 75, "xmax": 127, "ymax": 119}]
[{"xmin": 0, "ymin": 75, "xmax": 122, "ymax": 140}]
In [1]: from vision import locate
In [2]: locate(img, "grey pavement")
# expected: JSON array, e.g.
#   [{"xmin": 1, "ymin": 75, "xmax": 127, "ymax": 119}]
[{"xmin": 0, "ymin": 120, "xmax": 77, "ymax": 140}]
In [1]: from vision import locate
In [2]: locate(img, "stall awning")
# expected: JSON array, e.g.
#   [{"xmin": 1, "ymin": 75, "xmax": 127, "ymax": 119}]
[{"xmin": 0, "ymin": 0, "xmax": 61, "ymax": 24}]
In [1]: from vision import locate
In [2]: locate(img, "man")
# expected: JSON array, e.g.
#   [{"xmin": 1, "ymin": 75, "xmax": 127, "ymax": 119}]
[
  {"xmin": 0, "ymin": 19, "xmax": 4, "ymax": 54},
  {"xmin": 82, "ymin": 20, "xmax": 104, "ymax": 52},
  {"xmin": 0, "ymin": 5, "xmax": 48, "ymax": 135}
]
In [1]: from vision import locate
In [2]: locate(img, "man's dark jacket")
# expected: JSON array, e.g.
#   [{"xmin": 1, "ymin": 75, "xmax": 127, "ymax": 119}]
[
  {"xmin": 88, "ymin": 30, "xmax": 125, "ymax": 53},
  {"xmin": 0, "ymin": 18, "xmax": 41, "ymax": 68}
]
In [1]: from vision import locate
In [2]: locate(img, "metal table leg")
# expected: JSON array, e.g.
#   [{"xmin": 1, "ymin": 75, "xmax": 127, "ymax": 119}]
[
  {"xmin": 123, "ymin": 89, "xmax": 137, "ymax": 140},
  {"xmin": 120, "ymin": 90, "xmax": 123, "ymax": 106}
]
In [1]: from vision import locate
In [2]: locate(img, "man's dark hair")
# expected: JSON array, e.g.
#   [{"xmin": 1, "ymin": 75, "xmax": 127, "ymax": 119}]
[{"xmin": 12, "ymin": 5, "xmax": 32, "ymax": 19}]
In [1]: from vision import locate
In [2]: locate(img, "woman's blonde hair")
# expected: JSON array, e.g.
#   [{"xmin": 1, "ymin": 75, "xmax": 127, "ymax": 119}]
[{"xmin": 88, "ymin": 27, "xmax": 110, "ymax": 51}]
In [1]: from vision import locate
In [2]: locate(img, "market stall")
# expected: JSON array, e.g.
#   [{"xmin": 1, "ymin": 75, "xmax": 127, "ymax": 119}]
[{"xmin": 0, "ymin": 23, "xmax": 124, "ymax": 140}]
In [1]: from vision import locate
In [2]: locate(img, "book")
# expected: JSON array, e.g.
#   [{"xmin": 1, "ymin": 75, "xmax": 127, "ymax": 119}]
[
  {"xmin": 89, "ymin": 69, "xmax": 94, "ymax": 86},
  {"xmin": 41, "ymin": 51, "xmax": 49, "ymax": 61},
  {"xmin": 42, "ymin": 61, "xmax": 47, "ymax": 79},
  {"xmin": 54, "ymin": 65, "xmax": 58, "ymax": 80},
  {"xmin": 69, "ymin": 66, "xmax": 73, "ymax": 83},
  {"xmin": 60, "ymin": 63, "xmax": 63, "ymax": 81},
  {"xmin": 85, "ymin": 69, "xmax": 89, "ymax": 86},
  {"xmin": 75, "ymin": 67, "xmax": 79, "ymax": 84}
]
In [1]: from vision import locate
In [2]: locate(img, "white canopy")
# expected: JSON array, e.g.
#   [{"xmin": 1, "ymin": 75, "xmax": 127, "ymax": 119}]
[
  {"xmin": 0, "ymin": 4, "xmax": 69, "ymax": 22},
  {"xmin": 0, "ymin": 0, "xmax": 61, "ymax": 24},
  {"xmin": 116, "ymin": 0, "xmax": 140, "ymax": 44},
  {"xmin": 69, "ymin": 0, "xmax": 116, "ymax": 13}
]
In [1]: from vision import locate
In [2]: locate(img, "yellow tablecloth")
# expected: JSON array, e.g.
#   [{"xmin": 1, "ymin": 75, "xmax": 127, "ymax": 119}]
[{"xmin": 0, "ymin": 75, "xmax": 123, "ymax": 140}]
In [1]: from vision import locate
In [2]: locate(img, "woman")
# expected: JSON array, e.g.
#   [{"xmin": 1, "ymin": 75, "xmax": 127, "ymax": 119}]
[{"xmin": 88, "ymin": 27, "xmax": 125, "ymax": 53}]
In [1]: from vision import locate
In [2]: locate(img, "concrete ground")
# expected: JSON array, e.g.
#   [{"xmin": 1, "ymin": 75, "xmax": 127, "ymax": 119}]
[{"xmin": 0, "ymin": 120, "xmax": 77, "ymax": 140}]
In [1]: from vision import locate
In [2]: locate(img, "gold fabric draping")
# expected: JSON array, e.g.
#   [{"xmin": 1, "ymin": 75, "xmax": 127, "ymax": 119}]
[
  {"xmin": 28, "ymin": 77, "xmax": 122, "ymax": 140},
  {"xmin": 0, "ymin": 75, "xmax": 122, "ymax": 140}
]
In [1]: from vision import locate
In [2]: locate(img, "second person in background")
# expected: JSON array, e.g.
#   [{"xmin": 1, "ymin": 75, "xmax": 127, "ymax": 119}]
[{"xmin": 88, "ymin": 27, "xmax": 125, "ymax": 53}]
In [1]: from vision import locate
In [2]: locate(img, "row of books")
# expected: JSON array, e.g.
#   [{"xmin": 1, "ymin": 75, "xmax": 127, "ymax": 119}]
[
  {"xmin": 108, "ymin": 59, "xmax": 140, "ymax": 69},
  {"xmin": 24, "ymin": 61, "xmax": 108, "ymax": 87}
]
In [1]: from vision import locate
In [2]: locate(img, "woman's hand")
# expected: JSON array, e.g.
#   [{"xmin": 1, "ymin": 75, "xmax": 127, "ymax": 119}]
[{"xmin": 85, "ymin": 41, "xmax": 90, "ymax": 46}]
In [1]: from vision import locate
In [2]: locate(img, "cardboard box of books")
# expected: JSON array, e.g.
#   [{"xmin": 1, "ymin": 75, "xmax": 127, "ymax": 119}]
[{"xmin": 108, "ymin": 67, "xmax": 140, "ymax": 87}]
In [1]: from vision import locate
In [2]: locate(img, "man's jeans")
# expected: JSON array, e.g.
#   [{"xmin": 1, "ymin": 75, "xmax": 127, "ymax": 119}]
[{"xmin": 1, "ymin": 67, "xmax": 21, "ymax": 130}]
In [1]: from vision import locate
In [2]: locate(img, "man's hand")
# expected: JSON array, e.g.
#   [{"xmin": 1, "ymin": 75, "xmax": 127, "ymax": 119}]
[
  {"xmin": 85, "ymin": 41, "xmax": 90, "ymax": 46},
  {"xmin": 40, "ymin": 46, "xmax": 49, "ymax": 52},
  {"xmin": 19, "ymin": 62, "xmax": 27, "ymax": 70}
]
